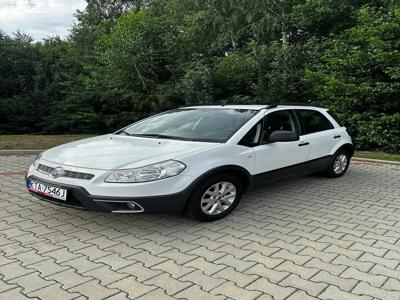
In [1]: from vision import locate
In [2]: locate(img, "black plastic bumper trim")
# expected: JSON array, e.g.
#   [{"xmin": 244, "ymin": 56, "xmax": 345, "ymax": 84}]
[{"xmin": 26, "ymin": 175, "xmax": 188, "ymax": 213}]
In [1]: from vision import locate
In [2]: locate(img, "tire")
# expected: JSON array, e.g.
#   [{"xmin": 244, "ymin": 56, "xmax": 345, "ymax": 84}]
[
  {"xmin": 186, "ymin": 173, "xmax": 243, "ymax": 222},
  {"xmin": 324, "ymin": 150, "xmax": 350, "ymax": 178}
]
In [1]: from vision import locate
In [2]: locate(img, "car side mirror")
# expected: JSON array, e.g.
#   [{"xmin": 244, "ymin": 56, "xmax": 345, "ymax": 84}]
[{"xmin": 268, "ymin": 130, "xmax": 299, "ymax": 143}]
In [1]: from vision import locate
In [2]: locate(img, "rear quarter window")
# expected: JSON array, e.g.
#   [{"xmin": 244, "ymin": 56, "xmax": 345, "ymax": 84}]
[{"xmin": 296, "ymin": 109, "xmax": 334, "ymax": 135}]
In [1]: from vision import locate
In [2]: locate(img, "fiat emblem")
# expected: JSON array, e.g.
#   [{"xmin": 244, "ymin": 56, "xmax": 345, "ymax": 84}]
[{"xmin": 51, "ymin": 167, "xmax": 65, "ymax": 179}]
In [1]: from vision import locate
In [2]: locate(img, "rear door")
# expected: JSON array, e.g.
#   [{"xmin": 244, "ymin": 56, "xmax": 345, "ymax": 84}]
[{"xmin": 295, "ymin": 109, "xmax": 340, "ymax": 163}]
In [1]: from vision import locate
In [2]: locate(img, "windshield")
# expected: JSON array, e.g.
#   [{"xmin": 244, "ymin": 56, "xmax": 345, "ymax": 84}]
[{"xmin": 120, "ymin": 108, "xmax": 259, "ymax": 142}]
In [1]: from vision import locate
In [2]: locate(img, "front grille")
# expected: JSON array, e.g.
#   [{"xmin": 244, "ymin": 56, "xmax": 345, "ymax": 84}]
[
  {"xmin": 37, "ymin": 164, "xmax": 52, "ymax": 174},
  {"xmin": 64, "ymin": 170, "xmax": 95, "ymax": 180},
  {"xmin": 37, "ymin": 164, "xmax": 95, "ymax": 180}
]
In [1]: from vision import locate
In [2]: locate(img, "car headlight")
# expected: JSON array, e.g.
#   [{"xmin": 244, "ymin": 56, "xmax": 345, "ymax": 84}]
[
  {"xmin": 105, "ymin": 160, "xmax": 186, "ymax": 183},
  {"xmin": 31, "ymin": 152, "xmax": 43, "ymax": 168}
]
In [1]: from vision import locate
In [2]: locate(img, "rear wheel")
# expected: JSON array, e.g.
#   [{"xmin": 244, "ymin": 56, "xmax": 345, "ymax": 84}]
[
  {"xmin": 325, "ymin": 150, "xmax": 350, "ymax": 178},
  {"xmin": 187, "ymin": 174, "xmax": 242, "ymax": 221}
]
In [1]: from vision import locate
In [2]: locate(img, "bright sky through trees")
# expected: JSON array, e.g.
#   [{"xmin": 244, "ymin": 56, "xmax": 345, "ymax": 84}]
[{"xmin": 0, "ymin": 0, "xmax": 86, "ymax": 40}]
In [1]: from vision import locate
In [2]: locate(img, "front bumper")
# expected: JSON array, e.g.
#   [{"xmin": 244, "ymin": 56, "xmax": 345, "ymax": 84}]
[{"xmin": 26, "ymin": 175, "xmax": 189, "ymax": 213}]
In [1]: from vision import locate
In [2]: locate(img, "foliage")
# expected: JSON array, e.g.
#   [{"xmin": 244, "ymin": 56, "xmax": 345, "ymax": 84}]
[
  {"xmin": 304, "ymin": 4, "xmax": 400, "ymax": 152},
  {"xmin": 0, "ymin": 0, "xmax": 399, "ymax": 152},
  {"xmin": 355, "ymin": 113, "xmax": 400, "ymax": 153}
]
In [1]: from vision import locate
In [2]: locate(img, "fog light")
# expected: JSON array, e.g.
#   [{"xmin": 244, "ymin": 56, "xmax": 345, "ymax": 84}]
[{"xmin": 127, "ymin": 202, "xmax": 137, "ymax": 209}]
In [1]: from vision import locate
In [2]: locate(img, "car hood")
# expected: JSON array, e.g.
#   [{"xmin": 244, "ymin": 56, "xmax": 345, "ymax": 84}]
[{"xmin": 42, "ymin": 134, "xmax": 218, "ymax": 170}]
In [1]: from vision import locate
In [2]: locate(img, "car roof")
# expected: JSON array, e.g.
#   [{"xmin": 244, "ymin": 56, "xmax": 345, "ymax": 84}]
[
  {"xmin": 183, "ymin": 105, "xmax": 267, "ymax": 110},
  {"xmin": 183, "ymin": 104, "xmax": 326, "ymax": 111}
]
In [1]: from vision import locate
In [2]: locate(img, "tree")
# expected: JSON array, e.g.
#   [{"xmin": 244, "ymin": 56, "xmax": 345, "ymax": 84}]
[
  {"xmin": 304, "ymin": 4, "xmax": 400, "ymax": 152},
  {"xmin": 0, "ymin": 0, "xmax": 398, "ymax": 153}
]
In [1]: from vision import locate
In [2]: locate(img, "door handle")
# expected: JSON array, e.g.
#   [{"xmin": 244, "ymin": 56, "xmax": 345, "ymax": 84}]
[
  {"xmin": 334, "ymin": 135, "xmax": 341, "ymax": 139},
  {"xmin": 298, "ymin": 141, "xmax": 310, "ymax": 147}
]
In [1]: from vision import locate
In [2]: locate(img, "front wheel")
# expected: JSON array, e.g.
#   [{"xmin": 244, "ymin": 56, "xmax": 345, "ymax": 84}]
[
  {"xmin": 187, "ymin": 174, "xmax": 243, "ymax": 221},
  {"xmin": 325, "ymin": 150, "xmax": 350, "ymax": 178}
]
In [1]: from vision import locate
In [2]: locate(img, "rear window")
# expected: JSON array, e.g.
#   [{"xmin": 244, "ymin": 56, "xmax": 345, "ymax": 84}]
[{"xmin": 296, "ymin": 109, "xmax": 333, "ymax": 135}]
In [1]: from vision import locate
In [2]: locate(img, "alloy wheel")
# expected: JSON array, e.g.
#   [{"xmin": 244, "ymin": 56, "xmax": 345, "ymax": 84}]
[
  {"xmin": 200, "ymin": 181, "xmax": 237, "ymax": 215},
  {"xmin": 333, "ymin": 153, "xmax": 348, "ymax": 175}
]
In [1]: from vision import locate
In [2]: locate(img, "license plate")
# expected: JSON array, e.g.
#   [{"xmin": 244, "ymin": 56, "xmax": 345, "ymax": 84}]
[{"xmin": 27, "ymin": 179, "xmax": 67, "ymax": 201}]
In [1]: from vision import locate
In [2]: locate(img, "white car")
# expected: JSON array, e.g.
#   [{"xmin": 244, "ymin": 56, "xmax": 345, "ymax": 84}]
[{"xmin": 26, "ymin": 104, "xmax": 354, "ymax": 221}]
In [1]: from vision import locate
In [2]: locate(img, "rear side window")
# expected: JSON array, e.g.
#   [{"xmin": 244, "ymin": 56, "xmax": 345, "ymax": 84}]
[
  {"xmin": 327, "ymin": 111, "xmax": 343, "ymax": 126},
  {"xmin": 296, "ymin": 110, "xmax": 333, "ymax": 135}
]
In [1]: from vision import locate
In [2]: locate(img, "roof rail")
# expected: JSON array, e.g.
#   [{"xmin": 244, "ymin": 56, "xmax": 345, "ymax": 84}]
[{"xmin": 265, "ymin": 103, "xmax": 322, "ymax": 109}]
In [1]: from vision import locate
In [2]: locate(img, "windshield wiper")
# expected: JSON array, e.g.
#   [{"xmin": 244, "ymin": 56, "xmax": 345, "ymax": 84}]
[
  {"xmin": 122, "ymin": 133, "xmax": 194, "ymax": 141},
  {"xmin": 117, "ymin": 130, "xmax": 130, "ymax": 136}
]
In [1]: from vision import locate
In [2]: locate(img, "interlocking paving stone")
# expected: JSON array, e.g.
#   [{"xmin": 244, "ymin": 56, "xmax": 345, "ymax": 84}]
[
  {"xmin": 276, "ymin": 260, "xmax": 319, "ymax": 279},
  {"xmin": 28, "ymin": 283, "xmax": 81, "ymax": 300},
  {"xmin": 1, "ymin": 155, "xmax": 400, "ymax": 299},
  {"xmin": 244, "ymin": 263, "xmax": 290, "ymax": 284},
  {"xmin": 175, "ymin": 285, "xmax": 226, "ymax": 300},
  {"xmin": 143, "ymin": 273, "xmax": 191, "ymax": 295},
  {"xmin": 180, "ymin": 269, "xmax": 226, "ymax": 292},
  {"xmin": 137, "ymin": 288, "xmax": 176, "ymax": 300},
  {"xmin": 46, "ymin": 269, "xmax": 92, "ymax": 289},
  {"xmin": 8, "ymin": 271, "xmax": 55, "ymax": 294},
  {"xmin": 0, "ymin": 287, "xmax": 34, "ymax": 300},
  {"xmin": 246, "ymin": 277, "xmax": 294, "ymax": 300},
  {"xmin": 352, "ymin": 281, "xmax": 400, "ymax": 299},
  {"xmin": 214, "ymin": 266, "xmax": 258, "ymax": 287},
  {"xmin": 280, "ymin": 274, "xmax": 328, "ymax": 297},
  {"xmin": 0, "ymin": 262, "xmax": 36, "ymax": 281},
  {"xmin": 340, "ymin": 267, "xmax": 387, "ymax": 287},
  {"xmin": 319, "ymin": 285, "xmax": 373, "ymax": 300},
  {"xmin": 286, "ymin": 290, "xmax": 319, "ymax": 299},
  {"xmin": 212, "ymin": 281, "xmax": 262, "ymax": 300},
  {"xmin": 83, "ymin": 265, "xmax": 128, "ymax": 285},
  {"xmin": 69, "ymin": 279, "xmax": 119, "ymax": 299},
  {"xmin": 184, "ymin": 257, "xmax": 226, "ymax": 275},
  {"xmin": 188, "ymin": 245, "xmax": 226, "ymax": 262},
  {"xmin": 118, "ymin": 262, "xmax": 163, "ymax": 282},
  {"xmin": 151, "ymin": 259, "xmax": 195, "ymax": 279},
  {"xmin": 27, "ymin": 258, "xmax": 69, "ymax": 277},
  {"xmin": 108, "ymin": 276, "xmax": 157, "ymax": 298},
  {"xmin": 311, "ymin": 270, "xmax": 358, "ymax": 292}
]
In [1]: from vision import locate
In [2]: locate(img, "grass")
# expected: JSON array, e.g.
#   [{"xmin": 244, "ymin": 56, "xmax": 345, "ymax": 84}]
[
  {"xmin": 1, "ymin": 135, "xmax": 399, "ymax": 162},
  {"xmin": 0, "ymin": 135, "xmax": 96, "ymax": 150},
  {"xmin": 355, "ymin": 151, "xmax": 400, "ymax": 162}
]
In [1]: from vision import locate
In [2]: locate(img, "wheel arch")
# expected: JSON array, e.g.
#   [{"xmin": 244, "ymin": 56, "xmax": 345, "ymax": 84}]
[
  {"xmin": 181, "ymin": 165, "xmax": 254, "ymax": 212},
  {"xmin": 325, "ymin": 143, "xmax": 355, "ymax": 173},
  {"xmin": 335, "ymin": 143, "xmax": 355, "ymax": 157},
  {"xmin": 190, "ymin": 165, "xmax": 253, "ymax": 193}
]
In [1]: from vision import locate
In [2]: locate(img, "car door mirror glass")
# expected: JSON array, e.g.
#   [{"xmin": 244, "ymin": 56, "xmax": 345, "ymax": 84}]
[{"xmin": 268, "ymin": 130, "xmax": 299, "ymax": 143}]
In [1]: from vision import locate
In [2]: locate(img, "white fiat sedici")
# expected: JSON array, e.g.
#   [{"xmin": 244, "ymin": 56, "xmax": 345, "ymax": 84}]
[{"xmin": 27, "ymin": 104, "xmax": 354, "ymax": 221}]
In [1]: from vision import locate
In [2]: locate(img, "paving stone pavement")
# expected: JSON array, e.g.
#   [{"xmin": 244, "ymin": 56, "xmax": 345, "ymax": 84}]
[{"xmin": 0, "ymin": 155, "xmax": 400, "ymax": 300}]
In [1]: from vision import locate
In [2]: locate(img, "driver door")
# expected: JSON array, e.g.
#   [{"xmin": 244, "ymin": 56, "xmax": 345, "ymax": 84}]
[{"xmin": 253, "ymin": 110, "xmax": 309, "ymax": 183}]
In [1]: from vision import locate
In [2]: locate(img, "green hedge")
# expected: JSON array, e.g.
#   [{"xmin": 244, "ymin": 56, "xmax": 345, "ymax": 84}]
[{"xmin": 352, "ymin": 113, "xmax": 400, "ymax": 153}]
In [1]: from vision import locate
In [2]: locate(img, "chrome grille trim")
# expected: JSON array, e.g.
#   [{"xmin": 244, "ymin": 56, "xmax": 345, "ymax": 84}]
[
  {"xmin": 36, "ymin": 164, "xmax": 95, "ymax": 180},
  {"xmin": 37, "ymin": 164, "xmax": 53, "ymax": 175}
]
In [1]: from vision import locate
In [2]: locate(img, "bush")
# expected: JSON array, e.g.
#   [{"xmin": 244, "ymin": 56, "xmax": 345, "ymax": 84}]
[{"xmin": 354, "ymin": 113, "xmax": 400, "ymax": 153}]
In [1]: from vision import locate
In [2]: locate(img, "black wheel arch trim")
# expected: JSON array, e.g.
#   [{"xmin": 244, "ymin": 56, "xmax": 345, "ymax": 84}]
[
  {"xmin": 180, "ymin": 165, "xmax": 254, "ymax": 213},
  {"xmin": 184, "ymin": 165, "xmax": 254, "ymax": 195},
  {"xmin": 334, "ymin": 143, "xmax": 355, "ymax": 157},
  {"xmin": 324, "ymin": 143, "xmax": 355, "ymax": 172}
]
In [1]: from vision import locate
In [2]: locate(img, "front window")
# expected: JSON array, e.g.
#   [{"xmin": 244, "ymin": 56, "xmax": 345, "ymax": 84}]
[
  {"xmin": 262, "ymin": 110, "xmax": 297, "ymax": 142},
  {"xmin": 120, "ymin": 108, "xmax": 259, "ymax": 142}
]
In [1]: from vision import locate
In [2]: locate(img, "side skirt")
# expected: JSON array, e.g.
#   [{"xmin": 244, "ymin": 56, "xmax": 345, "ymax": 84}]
[{"xmin": 254, "ymin": 155, "xmax": 332, "ymax": 185}]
